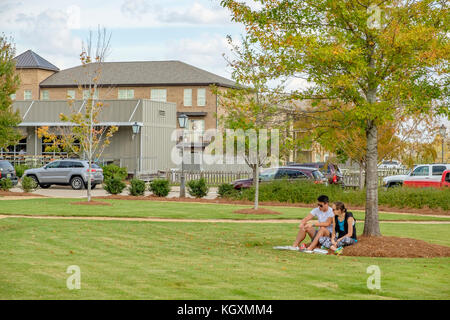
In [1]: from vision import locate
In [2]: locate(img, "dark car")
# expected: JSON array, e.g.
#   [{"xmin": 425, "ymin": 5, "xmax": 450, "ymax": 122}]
[
  {"xmin": 233, "ymin": 166, "xmax": 327, "ymax": 189},
  {"xmin": 290, "ymin": 162, "xmax": 343, "ymax": 185},
  {"xmin": 0, "ymin": 160, "xmax": 19, "ymax": 186}
]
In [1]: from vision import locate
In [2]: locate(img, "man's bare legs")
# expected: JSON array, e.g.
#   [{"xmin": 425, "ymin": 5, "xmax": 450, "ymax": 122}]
[
  {"xmin": 292, "ymin": 224, "xmax": 316, "ymax": 248},
  {"xmin": 307, "ymin": 227, "xmax": 330, "ymax": 251}
]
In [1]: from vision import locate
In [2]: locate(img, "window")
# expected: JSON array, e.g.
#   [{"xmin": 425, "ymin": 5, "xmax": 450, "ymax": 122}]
[
  {"xmin": 24, "ymin": 90, "xmax": 32, "ymax": 100},
  {"xmin": 412, "ymin": 166, "xmax": 429, "ymax": 176},
  {"xmin": 118, "ymin": 89, "xmax": 134, "ymax": 99},
  {"xmin": 187, "ymin": 119, "xmax": 204, "ymax": 142},
  {"xmin": 151, "ymin": 89, "xmax": 167, "ymax": 102},
  {"xmin": 259, "ymin": 168, "xmax": 277, "ymax": 181},
  {"xmin": 184, "ymin": 89, "xmax": 192, "ymax": 106},
  {"xmin": 83, "ymin": 89, "xmax": 99, "ymax": 100},
  {"xmin": 10, "ymin": 93, "xmax": 16, "ymax": 100},
  {"xmin": 197, "ymin": 88, "xmax": 206, "ymax": 106},
  {"xmin": 432, "ymin": 165, "xmax": 446, "ymax": 176},
  {"xmin": 67, "ymin": 90, "xmax": 76, "ymax": 99},
  {"xmin": 46, "ymin": 161, "xmax": 61, "ymax": 169},
  {"xmin": 445, "ymin": 172, "xmax": 450, "ymax": 183},
  {"xmin": 41, "ymin": 90, "xmax": 49, "ymax": 100},
  {"xmin": 2, "ymin": 138, "xmax": 26, "ymax": 154}
]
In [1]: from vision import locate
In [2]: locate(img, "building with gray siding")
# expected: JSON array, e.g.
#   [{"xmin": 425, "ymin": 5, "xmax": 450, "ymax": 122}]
[{"xmin": 12, "ymin": 99, "xmax": 177, "ymax": 174}]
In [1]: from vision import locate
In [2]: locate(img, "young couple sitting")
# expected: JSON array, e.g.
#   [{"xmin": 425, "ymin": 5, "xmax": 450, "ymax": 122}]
[{"xmin": 292, "ymin": 195, "xmax": 357, "ymax": 254}]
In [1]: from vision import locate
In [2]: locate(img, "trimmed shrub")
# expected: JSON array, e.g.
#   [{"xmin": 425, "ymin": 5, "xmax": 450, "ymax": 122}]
[
  {"xmin": 101, "ymin": 164, "xmax": 128, "ymax": 181},
  {"xmin": 149, "ymin": 179, "xmax": 170, "ymax": 197},
  {"xmin": 218, "ymin": 183, "xmax": 238, "ymax": 198},
  {"xmin": 229, "ymin": 180, "xmax": 450, "ymax": 211},
  {"xmin": 129, "ymin": 178, "xmax": 146, "ymax": 196},
  {"xmin": 103, "ymin": 177, "xmax": 126, "ymax": 195},
  {"xmin": 14, "ymin": 164, "xmax": 29, "ymax": 178},
  {"xmin": 187, "ymin": 178, "xmax": 209, "ymax": 198},
  {"xmin": 0, "ymin": 178, "xmax": 13, "ymax": 191},
  {"xmin": 21, "ymin": 176, "xmax": 37, "ymax": 193}
]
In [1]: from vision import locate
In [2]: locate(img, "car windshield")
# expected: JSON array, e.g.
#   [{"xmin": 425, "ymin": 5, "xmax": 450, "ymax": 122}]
[
  {"xmin": 312, "ymin": 170, "xmax": 324, "ymax": 180},
  {"xmin": 0, "ymin": 161, "xmax": 13, "ymax": 170},
  {"xmin": 259, "ymin": 168, "xmax": 277, "ymax": 181}
]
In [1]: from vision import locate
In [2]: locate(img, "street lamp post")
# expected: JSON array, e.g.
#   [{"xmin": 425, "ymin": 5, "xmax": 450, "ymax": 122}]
[
  {"xmin": 177, "ymin": 114, "xmax": 188, "ymax": 198},
  {"xmin": 440, "ymin": 124, "xmax": 446, "ymax": 163},
  {"xmin": 132, "ymin": 121, "xmax": 141, "ymax": 178}
]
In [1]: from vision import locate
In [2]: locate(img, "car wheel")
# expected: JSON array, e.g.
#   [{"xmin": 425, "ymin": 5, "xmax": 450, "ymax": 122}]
[
  {"xmin": 40, "ymin": 184, "xmax": 51, "ymax": 189},
  {"xmin": 70, "ymin": 176, "xmax": 85, "ymax": 190},
  {"xmin": 90, "ymin": 184, "xmax": 96, "ymax": 189},
  {"xmin": 27, "ymin": 175, "xmax": 39, "ymax": 189}
]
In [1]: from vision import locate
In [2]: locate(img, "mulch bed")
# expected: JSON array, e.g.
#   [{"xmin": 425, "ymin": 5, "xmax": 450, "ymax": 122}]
[
  {"xmin": 234, "ymin": 208, "xmax": 282, "ymax": 215},
  {"xmin": 0, "ymin": 191, "xmax": 46, "ymax": 197},
  {"xmin": 340, "ymin": 236, "xmax": 450, "ymax": 258},
  {"xmin": 70, "ymin": 201, "xmax": 112, "ymax": 206},
  {"xmin": 94, "ymin": 195, "xmax": 449, "ymax": 216}
]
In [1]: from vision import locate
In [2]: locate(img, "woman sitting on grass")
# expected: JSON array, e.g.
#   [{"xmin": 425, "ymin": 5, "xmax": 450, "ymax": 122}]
[{"xmin": 319, "ymin": 201, "xmax": 357, "ymax": 254}]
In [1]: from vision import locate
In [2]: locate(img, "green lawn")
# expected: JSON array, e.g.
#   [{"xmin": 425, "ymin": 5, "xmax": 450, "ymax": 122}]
[
  {"xmin": 0, "ymin": 198, "xmax": 448, "ymax": 221},
  {"xmin": 0, "ymin": 218, "xmax": 449, "ymax": 299}
]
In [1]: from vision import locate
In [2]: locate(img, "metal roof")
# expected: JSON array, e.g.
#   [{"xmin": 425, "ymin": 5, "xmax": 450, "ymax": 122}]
[
  {"xmin": 14, "ymin": 50, "xmax": 59, "ymax": 72},
  {"xmin": 40, "ymin": 60, "xmax": 236, "ymax": 88}
]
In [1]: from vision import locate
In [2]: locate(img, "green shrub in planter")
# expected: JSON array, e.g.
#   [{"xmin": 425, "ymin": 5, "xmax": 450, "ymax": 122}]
[
  {"xmin": 103, "ymin": 177, "xmax": 126, "ymax": 195},
  {"xmin": 0, "ymin": 178, "xmax": 13, "ymax": 191},
  {"xmin": 129, "ymin": 178, "xmax": 146, "ymax": 196},
  {"xmin": 217, "ymin": 183, "xmax": 237, "ymax": 198},
  {"xmin": 14, "ymin": 164, "xmax": 29, "ymax": 178},
  {"xmin": 149, "ymin": 179, "xmax": 170, "ymax": 197},
  {"xmin": 101, "ymin": 164, "xmax": 128, "ymax": 181},
  {"xmin": 187, "ymin": 178, "xmax": 209, "ymax": 198},
  {"xmin": 21, "ymin": 176, "xmax": 37, "ymax": 193}
]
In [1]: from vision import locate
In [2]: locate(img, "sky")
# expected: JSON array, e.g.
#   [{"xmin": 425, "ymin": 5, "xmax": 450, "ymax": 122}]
[{"xmin": 0, "ymin": 0, "xmax": 248, "ymax": 80}]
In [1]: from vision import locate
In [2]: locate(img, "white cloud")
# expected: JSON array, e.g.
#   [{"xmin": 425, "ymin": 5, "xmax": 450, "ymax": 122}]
[
  {"xmin": 164, "ymin": 33, "xmax": 233, "ymax": 78},
  {"xmin": 15, "ymin": 9, "xmax": 82, "ymax": 56},
  {"xmin": 158, "ymin": 2, "xmax": 231, "ymax": 25},
  {"xmin": 121, "ymin": 0, "xmax": 151, "ymax": 19}
]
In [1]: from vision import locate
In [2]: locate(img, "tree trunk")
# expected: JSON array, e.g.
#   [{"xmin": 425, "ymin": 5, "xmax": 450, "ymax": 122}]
[
  {"xmin": 359, "ymin": 161, "xmax": 365, "ymax": 190},
  {"xmin": 363, "ymin": 121, "xmax": 381, "ymax": 236},
  {"xmin": 254, "ymin": 163, "xmax": 259, "ymax": 210}
]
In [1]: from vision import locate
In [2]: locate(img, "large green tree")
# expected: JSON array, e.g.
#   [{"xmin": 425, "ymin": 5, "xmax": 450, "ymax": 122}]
[
  {"xmin": 221, "ymin": 0, "xmax": 449, "ymax": 236},
  {"xmin": 0, "ymin": 35, "xmax": 21, "ymax": 149}
]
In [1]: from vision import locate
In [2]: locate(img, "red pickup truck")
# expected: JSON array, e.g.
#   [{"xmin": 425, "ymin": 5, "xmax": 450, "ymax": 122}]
[{"xmin": 404, "ymin": 169, "xmax": 450, "ymax": 188}]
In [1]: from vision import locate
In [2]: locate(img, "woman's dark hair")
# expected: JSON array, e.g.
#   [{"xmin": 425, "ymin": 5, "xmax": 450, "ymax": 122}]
[
  {"xmin": 334, "ymin": 201, "xmax": 347, "ymax": 214},
  {"xmin": 317, "ymin": 195, "xmax": 329, "ymax": 203}
]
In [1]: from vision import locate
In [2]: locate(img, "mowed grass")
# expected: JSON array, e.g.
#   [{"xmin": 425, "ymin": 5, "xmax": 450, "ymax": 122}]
[
  {"xmin": 0, "ymin": 218, "xmax": 449, "ymax": 300},
  {"xmin": 0, "ymin": 198, "xmax": 449, "ymax": 221}
]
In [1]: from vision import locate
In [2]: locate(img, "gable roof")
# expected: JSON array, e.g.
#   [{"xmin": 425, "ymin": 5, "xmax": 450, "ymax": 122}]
[
  {"xmin": 40, "ymin": 60, "xmax": 236, "ymax": 88},
  {"xmin": 14, "ymin": 50, "xmax": 59, "ymax": 72}
]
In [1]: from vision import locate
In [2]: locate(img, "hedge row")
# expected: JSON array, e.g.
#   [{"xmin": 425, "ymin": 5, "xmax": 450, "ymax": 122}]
[{"xmin": 220, "ymin": 180, "xmax": 450, "ymax": 211}]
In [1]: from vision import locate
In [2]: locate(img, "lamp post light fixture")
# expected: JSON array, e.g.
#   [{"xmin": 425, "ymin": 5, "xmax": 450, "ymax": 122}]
[
  {"xmin": 440, "ymin": 124, "xmax": 446, "ymax": 163},
  {"xmin": 177, "ymin": 114, "xmax": 188, "ymax": 198},
  {"xmin": 132, "ymin": 121, "xmax": 141, "ymax": 178}
]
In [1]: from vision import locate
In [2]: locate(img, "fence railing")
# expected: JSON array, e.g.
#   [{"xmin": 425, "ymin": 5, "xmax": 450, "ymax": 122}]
[
  {"xmin": 342, "ymin": 168, "xmax": 410, "ymax": 188},
  {"xmin": 0, "ymin": 153, "xmax": 70, "ymax": 167},
  {"xmin": 163, "ymin": 171, "xmax": 253, "ymax": 185}
]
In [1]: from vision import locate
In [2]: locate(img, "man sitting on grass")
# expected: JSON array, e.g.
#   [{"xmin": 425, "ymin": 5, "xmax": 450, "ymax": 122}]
[{"xmin": 291, "ymin": 195, "xmax": 334, "ymax": 252}]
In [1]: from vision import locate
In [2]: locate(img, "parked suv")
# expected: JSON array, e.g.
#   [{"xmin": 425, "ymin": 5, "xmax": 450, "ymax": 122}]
[
  {"xmin": 233, "ymin": 166, "xmax": 327, "ymax": 189},
  {"xmin": 290, "ymin": 162, "xmax": 344, "ymax": 185},
  {"xmin": 23, "ymin": 159, "xmax": 104, "ymax": 190},
  {"xmin": 0, "ymin": 160, "xmax": 19, "ymax": 186}
]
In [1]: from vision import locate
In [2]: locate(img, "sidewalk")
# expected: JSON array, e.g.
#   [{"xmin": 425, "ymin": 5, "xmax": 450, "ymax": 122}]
[{"xmin": 8, "ymin": 185, "xmax": 219, "ymax": 199}]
